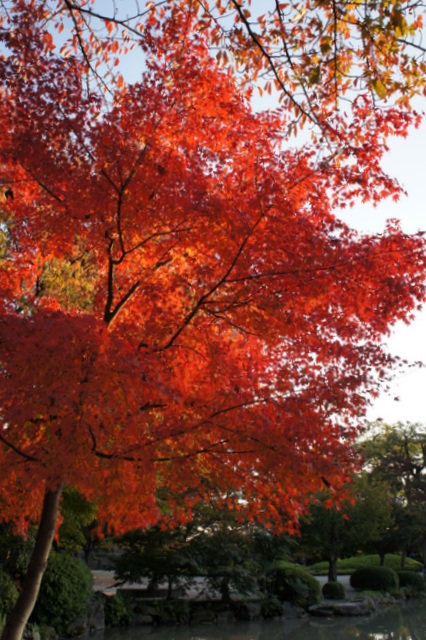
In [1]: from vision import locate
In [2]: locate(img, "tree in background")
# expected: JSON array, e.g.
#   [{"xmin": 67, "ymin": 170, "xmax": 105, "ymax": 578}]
[
  {"xmin": 58, "ymin": 488, "xmax": 99, "ymax": 565},
  {"xmin": 361, "ymin": 423, "xmax": 426, "ymax": 569},
  {"xmin": 299, "ymin": 474, "xmax": 394, "ymax": 581},
  {"xmin": 1, "ymin": 3, "xmax": 426, "ymax": 639}
]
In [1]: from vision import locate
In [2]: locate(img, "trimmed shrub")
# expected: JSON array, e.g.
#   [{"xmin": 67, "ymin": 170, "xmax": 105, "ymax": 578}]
[
  {"xmin": 350, "ymin": 567, "xmax": 398, "ymax": 592},
  {"xmin": 264, "ymin": 565, "xmax": 321, "ymax": 609},
  {"xmin": 0, "ymin": 570, "xmax": 19, "ymax": 615},
  {"xmin": 322, "ymin": 580, "xmax": 346, "ymax": 600},
  {"xmin": 310, "ymin": 554, "xmax": 423, "ymax": 575},
  {"xmin": 398, "ymin": 571, "xmax": 426, "ymax": 595},
  {"xmin": 31, "ymin": 552, "xmax": 93, "ymax": 633}
]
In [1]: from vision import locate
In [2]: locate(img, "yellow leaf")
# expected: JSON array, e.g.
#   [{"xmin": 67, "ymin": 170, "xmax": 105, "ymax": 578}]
[{"xmin": 371, "ymin": 78, "xmax": 387, "ymax": 99}]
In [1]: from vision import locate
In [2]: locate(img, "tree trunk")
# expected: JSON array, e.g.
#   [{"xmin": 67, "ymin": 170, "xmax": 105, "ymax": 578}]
[
  {"xmin": 328, "ymin": 555, "xmax": 338, "ymax": 583},
  {"xmin": 379, "ymin": 552, "xmax": 385, "ymax": 567},
  {"xmin": 1, "ymin": 485, "xmax": 63, "ymax": 640},
  {"xmin": 400, "ymin": 547, "xmax": 407, "ymax": 570},
  {"xmin": 423, "ymin": 533, "xmax": 426, "ymax": 576},
  {"xmin": 220, "ymin": 575, "xmax": 231, "ymax": 603}
]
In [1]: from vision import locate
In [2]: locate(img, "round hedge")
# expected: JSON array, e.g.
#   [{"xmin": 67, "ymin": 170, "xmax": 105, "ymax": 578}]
[
  {"xmin": 398, "ymin": 571, "xmax": 426, "ymax": 593},
  {"xmin": 0, "ymin": 570, "xmax": 19, "ymax": 615},
  {"xmin": 264, "ymin": 566, "xmax": 321, "ymax": 609},
  {"xmin": 31, "ymin": 552, "xmax": 93, "ymax": 633},
  {"xmin": 350, "ymin": 567, "xmax": 398, "ymax": 592},
  {"xmin": 322, "ymin": 580, "xmax": 346, "ymax": 600}
]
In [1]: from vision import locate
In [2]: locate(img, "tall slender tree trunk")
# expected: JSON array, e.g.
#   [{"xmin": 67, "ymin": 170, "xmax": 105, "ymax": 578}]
[
  {"xmin": 400, "ymin": 546, "xmax": 407, "ymax": 571},
  {"xmin": 328, "ymin": 553, "xmax": 338, "ymax": 583},
  {"xmin": 1, "ymin": 485, "xmax": 64, "ymax": 640},
  {"xmin": 423, "ymin": 533, "xmax": 426, "ymax": 576}
]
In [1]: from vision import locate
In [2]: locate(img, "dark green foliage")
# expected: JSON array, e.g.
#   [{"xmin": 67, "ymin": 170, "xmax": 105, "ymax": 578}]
[
  {"xmin": 103, "ymin": 593, "xmax": 134, "ymax": 626},
  {"xmin": 263, "ymin": 565, "xmax": 321, "ymax": 609},
  {"xmin": 398, "ymin": 570, "xmax": 426, "ymax": 594},
  {"xmin": 310, "ymin": 554, "xmax": 423, "ymax": 574},
  {"xmin": 350, "ymin": 566, "xmax": 399, "ymax": 592},
  {"xmin": 260, "ymin": 594, "xmax": 283, "ymax": 618},
  {"xmin": 31, "ymin": 552, "xmax": 93, "ymax": 633},
  {"xmin": 115, "ymin": 526, "xmax": 199, "ymax": 597},
  {"xmin": 322, "ymin": 580, "xmax": 346, "ymax": 600},
  {"xmin": 3, "ymin": 530, "xmax": 36, "ymax": 584},
  {"xmin": 0, "ymin": 570, "xmax": 19, "ymax": 615},
  {"xmin": 155, "ymin": 599, "xmax": 189, "ymax": 624},
  {"xmin": 230, "ymin": 601, "xmax": 250, "ymax": 621}
]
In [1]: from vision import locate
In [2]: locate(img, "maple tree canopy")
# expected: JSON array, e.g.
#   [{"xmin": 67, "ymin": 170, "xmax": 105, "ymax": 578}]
[{"xmin": 0, "ymin": 1, "xmax": 426, "ymax": 532}]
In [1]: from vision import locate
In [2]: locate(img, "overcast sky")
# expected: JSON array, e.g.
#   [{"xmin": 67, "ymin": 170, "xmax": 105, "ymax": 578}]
[{"xmin": 338, "ymin": 117, "xmax": 426, "ymax": 426}]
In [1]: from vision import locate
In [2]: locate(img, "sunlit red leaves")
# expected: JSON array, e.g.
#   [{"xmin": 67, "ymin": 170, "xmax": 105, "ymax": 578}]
[{"xmin": 0, "ymin": 3, "xmax": 426, "ymax": 535}]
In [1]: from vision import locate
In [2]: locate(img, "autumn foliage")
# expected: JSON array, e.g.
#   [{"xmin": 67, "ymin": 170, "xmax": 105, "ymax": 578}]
[{"xmin": 0, "ymin": 0, "xmax": 426, "ymax": 636}]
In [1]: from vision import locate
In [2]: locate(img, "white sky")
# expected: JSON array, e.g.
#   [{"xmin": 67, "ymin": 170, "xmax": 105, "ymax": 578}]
[{"xmin": 338, "ymin": 117, "xmax": 426, "ymax": 426}]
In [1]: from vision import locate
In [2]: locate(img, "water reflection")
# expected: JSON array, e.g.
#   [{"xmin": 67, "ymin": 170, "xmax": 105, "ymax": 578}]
[{"xmin": 100, "ymin": 602, "xmax": 426, "ymax": 640}]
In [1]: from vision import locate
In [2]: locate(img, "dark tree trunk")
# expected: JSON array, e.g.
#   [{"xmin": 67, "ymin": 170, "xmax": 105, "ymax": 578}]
[
  {"xmin": 423, "ymin": 533, "xmax": 426, "ymax": 575},
  {"xmin": 1, "ymin": 485, "xmax": 63, "ymax": 640},
  {"xmin": 167, "ymin": 576, "xmax": 173, "ymax": 600},
  {"xmin": 400, "ymin": 547, "xmax": 407, "ymax": 570},
  {"xmin": 328, "ymin": 555, "xmax": 338, "ymax": 583},
  {"xmin": 379, "ymin": 552, "xmax": 385, "ymax": 567},
  {"xmin": 220, "ymin": 575, "xmax": 231, "ymax": 603}
]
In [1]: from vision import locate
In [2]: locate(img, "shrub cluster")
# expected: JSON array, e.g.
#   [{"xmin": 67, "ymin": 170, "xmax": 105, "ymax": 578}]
[
  {"xmin": 350, "ymin": 567, "xmax": 399, "ymax": 592},
  {"xmin": 322, "ymin": 580, "xmax": 346, "ymax": 600},
  {"xmin": 398, "ymin": 571, "xmax": 426, "ymax": 595},
  {"xmin": 103, "ymin": 592, "xmax": 134, "ymax": 626},
  {"xmin": 0, "ymin": 570, "xmax": 19, "ymax": 616},
  {"xmin": 260, "ymin": 594, "xmax": 283, "ymax": 619},
  {"xmin": 155, "ymin": 598, "xmax": 189, "ymax": 624},
  {"xmin": 30, "ymin": 552, "xmax": 93, "ymax": 634},
  {"xmin": 264, "ymin": 565, "xmax": 321, "ymax": 609}
]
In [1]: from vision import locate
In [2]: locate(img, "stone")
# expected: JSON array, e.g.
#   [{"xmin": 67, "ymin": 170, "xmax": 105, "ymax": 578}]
[
  {"xmin": 87, "ymin": 597, "xmax": 105, "ymax": 631},
  {"xmin": 246, "ymin": 602, "xmax": 262, "ymax": 620},
  {"xmin": 309, "ymin": 597, "xmax": 376, "ymax": 617},
  {"xmin": 190, "ymin": 607, "xmax": 217, "ymax": 624},
  {"xmin": 281, "ymin": 602, "xmax": 306, "ymax": 619},
  {"xmin": 129, "ymin": 612, "xmax": 155, "ymax": 625},
  {"xmin": 66, "ymin": 617, "xmax": 88, "ymax": 637}
]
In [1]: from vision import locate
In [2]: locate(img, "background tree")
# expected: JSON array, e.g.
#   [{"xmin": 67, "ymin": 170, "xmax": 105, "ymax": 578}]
[
  {"xmin": 57, "ymin": 488, "xmax": 99, "ymax": 565},
  {"xmin": 115, "ymin": 525, "xmax": 199, "ymax": 599},
  {"xmin": 1, "ymin": 4, "xmax": 426, "ymax": 640},
  {"xmin": 361, "ymin": 422, "xmax": 426, "ymax": 569},
  {"xmin": 299, "ymin": 474, "xmax": 394, "ymax": 581}
]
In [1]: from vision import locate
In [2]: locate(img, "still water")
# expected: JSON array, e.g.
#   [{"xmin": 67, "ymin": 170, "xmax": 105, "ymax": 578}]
[{"xmin": 100, "ymin": 601, "xmax": 426, "ymax": 640}]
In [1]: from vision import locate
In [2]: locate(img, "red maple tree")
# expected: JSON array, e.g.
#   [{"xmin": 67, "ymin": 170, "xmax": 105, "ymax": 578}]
[{"xmin": 0, "ymin": 3, "xmax": 426, "ymax": 639}]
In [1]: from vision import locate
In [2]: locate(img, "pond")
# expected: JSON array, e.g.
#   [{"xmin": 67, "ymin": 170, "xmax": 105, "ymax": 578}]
[{"xmin": 98, "ymin": 601, "xmax": 426, "ymax": 640}]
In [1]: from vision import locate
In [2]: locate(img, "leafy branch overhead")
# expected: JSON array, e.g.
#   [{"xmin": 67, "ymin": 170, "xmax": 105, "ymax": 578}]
[
  {"xmin": 0, "ymin": 2, "xmax": 426, "ymax": 639},
  {"xmin": 26, "ymin": 0, "xmax": 426, "ymax": 143}
]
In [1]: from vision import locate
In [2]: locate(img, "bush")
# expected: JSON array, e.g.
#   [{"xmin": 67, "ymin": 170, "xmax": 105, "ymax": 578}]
[
  {"xmin": 104, "ymin": 593, "xmax": 133, "ymax": 626},
  {"xmin": 350, "ymin": 567, "xmax": 399, "ymax": 592},
  {"xmin": 31, "ymin": 552, "xmax": 93, "ymax": 634},
  {"xmin": 155, "ymin": 599, "xmax": 189, "ymax": 624},
  {"xmin": 310, "ymin": 554, "xmax": 423, "ymax": 575},
  {"xmin": 0, "ymin": 570, "xmax": 19, "ymax": 615},
  {"xmin": 398, "ymin": 571, "xmax": 426, "ymax": 595},
  {"xmin": 322, "ymin": 581, "xmax": 346, "ymax": 600},
  {"xmin": 260, "ymin": 594, "xmax": 283, "ymax": 619},
  {"xmin": 264, "ymin": 565, "xmax": 321, "ymax": 609}
]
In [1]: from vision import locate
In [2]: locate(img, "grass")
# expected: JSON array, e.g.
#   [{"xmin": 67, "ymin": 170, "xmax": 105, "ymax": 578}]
[{"xmin": 309, "ymin": 554, "xmax": 423, "ymax": 575}]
